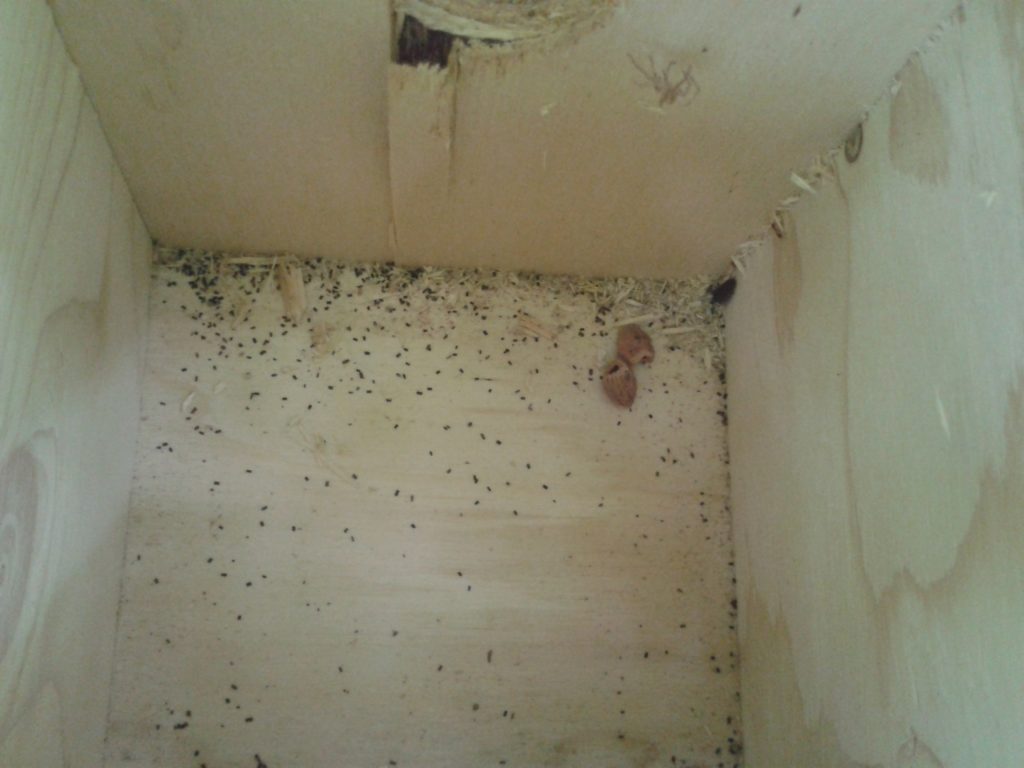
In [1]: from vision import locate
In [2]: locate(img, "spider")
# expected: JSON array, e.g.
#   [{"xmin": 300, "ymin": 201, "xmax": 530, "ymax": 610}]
[{"xmin": 628, "ymin": 53, "xmax": 700, "ymax": 107}]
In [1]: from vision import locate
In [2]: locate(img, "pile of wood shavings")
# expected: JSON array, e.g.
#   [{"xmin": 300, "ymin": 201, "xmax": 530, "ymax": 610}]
[{"xmin": 155, "ymin": 247, "xmax": 726, "ymax": 372}]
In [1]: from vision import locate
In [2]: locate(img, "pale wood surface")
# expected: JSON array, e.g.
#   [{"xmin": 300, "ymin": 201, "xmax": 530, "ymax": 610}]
[
  {"xmin": 50, "ymin": 0, "xmax": 958, "ymax": 278},
  {"xmin": 727, "ymin": 2, "xmax": 1024, "ymax": 765},
  {"xmin": 0, "ymin": 1, "xmax": 152, "ymax": 766},
  {"xmin": 105, "ymin": 258, "xmax": 740, "ymax": 767}
]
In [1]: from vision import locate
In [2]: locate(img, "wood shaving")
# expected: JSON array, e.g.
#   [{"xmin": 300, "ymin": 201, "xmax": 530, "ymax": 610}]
[
  {"xmin": 513, "ymin": 314, "xmax": 558, "ymax": 340},
  {"xmin": 789, "ymin": 172, "xmax": 817, "ymax": 195},
  {"xmin": 661, "ymin": 326, "xmax": 696, "ymax": 336},
  {"xmin": 613, "ymin": 313, "xmax": 660, "ymax": 326}
]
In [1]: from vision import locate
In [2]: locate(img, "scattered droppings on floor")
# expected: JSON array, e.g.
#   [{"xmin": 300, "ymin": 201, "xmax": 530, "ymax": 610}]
[{"xmin": 104, "ymin": 249, "xmax": 740, "ymax": 767}]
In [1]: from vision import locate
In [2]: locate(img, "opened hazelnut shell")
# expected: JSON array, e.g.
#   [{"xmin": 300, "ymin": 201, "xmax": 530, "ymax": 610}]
[
  {"xmin": 601, "ymin": 357, "xmax": 637, "ymax": 408},
  {"xmin": 617, "ymin": 324, "xmax": 655, "ymax": 366}
]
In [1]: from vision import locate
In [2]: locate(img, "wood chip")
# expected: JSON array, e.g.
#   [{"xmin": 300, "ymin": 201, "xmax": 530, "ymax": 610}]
[
  {"xmin": 661, "ymin": 327, "xmax": 696, "ymax": 336},
  {"xmin": 613, "ymin": 313, "xmax": 659, "ymax": 327},
  {"xmin": 311, "ymin": 322, "xmax": 334, "ymax": 357},
  {"xmin": 276, "ymin": 259, "xmax": 307, "ymax": 322},
  {"xmin": 789, "ymin": 172, "xmax": 817, "ymax": 195}
]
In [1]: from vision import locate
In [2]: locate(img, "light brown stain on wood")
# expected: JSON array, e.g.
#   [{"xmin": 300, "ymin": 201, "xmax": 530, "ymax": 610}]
[
  {"xmin": 905, "ymin": 370, "xmax": 1024, "ymax": 606},
  {"xmin": 773, "ymin": 211, "xmax": 802, "ymax": 353},
  {"xmin": 748, "ymin": 371, "xmax": 1024, "ymax": 768},
  {"xmin": 741, "ymin": 587, "xmax": 883, "ymax": 768},
  {"xmin": 888, "ymin": 57, "xmax": 951, "ymax": 185},
  {"xmin": 872, "ymin": 371, "xmax": 1024, "ymax": 616}
]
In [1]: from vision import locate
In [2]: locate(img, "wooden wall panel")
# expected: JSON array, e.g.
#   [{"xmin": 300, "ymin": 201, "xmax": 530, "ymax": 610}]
[
  {"xmin": 0, "ymin": 2, "xmax": 151, "ymax": 765},
  {"xmin": 50, "ymin": 0, "xmax": 958, "ymax": 277},
  {"xmin": 727, "ymin": 2, "xmax": 1024, "ymax": 765}
]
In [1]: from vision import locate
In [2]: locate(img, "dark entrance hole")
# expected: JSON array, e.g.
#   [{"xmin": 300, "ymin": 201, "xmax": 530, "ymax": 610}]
[{"xmin": 394, "ymin": 13, "xmax": 507, "ymax": 69}]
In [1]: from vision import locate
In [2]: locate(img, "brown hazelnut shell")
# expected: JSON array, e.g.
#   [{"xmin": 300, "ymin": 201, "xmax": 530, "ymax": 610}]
[
  {"xmin": 617, "ymin": 324, "xmax": 655, "ymax": 366},
  {"xmin": 602, "ymin": 357, "xmax": 637, "ymax": 408}
]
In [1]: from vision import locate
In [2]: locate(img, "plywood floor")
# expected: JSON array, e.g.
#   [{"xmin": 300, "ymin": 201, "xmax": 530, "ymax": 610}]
[{"xmin": 105, "ymin": 254, "xmax": 741, "ymax": 768}]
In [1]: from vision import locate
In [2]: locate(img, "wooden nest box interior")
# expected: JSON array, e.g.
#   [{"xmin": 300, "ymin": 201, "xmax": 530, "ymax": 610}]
[{"xmin": 3, "ymin": 1, "xmax": 1023, "ymax": 766}]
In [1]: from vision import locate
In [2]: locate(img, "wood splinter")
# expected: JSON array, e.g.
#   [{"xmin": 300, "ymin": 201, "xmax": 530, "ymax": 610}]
[{"xmin": 276, "ymin": 259, "xmax": 307, "ymax": 323}]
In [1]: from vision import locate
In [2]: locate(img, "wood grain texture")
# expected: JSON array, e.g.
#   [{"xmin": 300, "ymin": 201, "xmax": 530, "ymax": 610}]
[
  {"xmin": 727, "ymin": 2, "xmax": 1024, "ymax": 765},
  {"xmin": 104, "ymin": 258, "xmax": 740, "ymax": 767},
  {"xmin": 49, "ymin": 0, "xmax": 958, "ymax": 278},
  {"xmin": 0, "ymin": 1, "xmax": 152, "ymax": 766}
]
